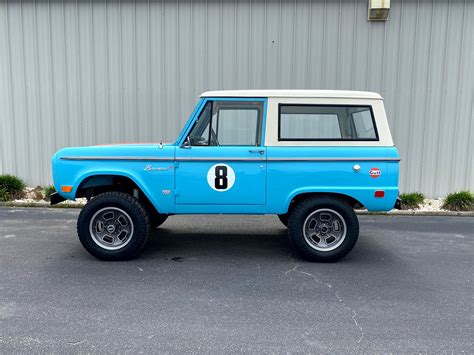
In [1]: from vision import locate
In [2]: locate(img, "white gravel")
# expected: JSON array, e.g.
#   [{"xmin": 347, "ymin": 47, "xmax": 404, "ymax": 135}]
[{"xmin": 416, "ymin": 198, "xmax": 448, "ymax": 212}]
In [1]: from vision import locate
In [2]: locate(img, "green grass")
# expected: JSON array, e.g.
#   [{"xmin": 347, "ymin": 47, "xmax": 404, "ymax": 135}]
[
  {"xmin": 43, "ymin": 185, "xmax": 56, "ymax": 201},
  {"xmin": 0, "ymin": 174, "xmax": 26, "ymax": 201},
  {"xmin": 399, "ymin": 192, "xmax": 425, "ymax": 210},
  {"xmin": 442, "ymin": 191, "xmax": 474, "ymax": 211}
]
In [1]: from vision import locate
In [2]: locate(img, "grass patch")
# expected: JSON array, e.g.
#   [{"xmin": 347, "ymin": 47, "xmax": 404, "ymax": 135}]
[
  {"xmin": 43, "ymin": 185, "xmax": 56, "ymax": 201},
  {"xmin": 399, "ymin": 192, "xmax": 424, "ymax": 210},
  {"xmin": 0, "ymin": 174, "xmax": 26, "ymax": 201},
  {"xmin": 442, "ymin": 191, "xmax": 474, "ymax": 211},
  {"xmin": 0, "ymin": 187, "xmax": 9, "ymax": 202}
]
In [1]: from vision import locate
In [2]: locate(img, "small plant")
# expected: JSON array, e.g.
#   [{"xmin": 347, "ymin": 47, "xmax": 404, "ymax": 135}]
[
  {"xmin": 43, "ymin": 185, "xmax": 56, "ymax": 201},
  {"xmin": 0, "ymin": 187, "xmax": 9, "ymax": 202},
  {"xmin": 0, "ymin": 174, "xmax": 26, "ymax": 201},
  {"xmin": 442, "ymin": 191, "xmax": 474, "ymax": 211},
  {"xmin": 399, "ymin": 192, "xmax": 424, "ymax": 210}
]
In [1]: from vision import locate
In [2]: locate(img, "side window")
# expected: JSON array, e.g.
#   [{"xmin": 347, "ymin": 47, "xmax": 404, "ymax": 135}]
[
  {"xmin": 211, "ymin": 101, "xmax": 263, "ymax": 146},
  {"xmin": 188, "ymin": 100, "xmax": 264, "ymax": 146},
  {"xmin": 351, "ymin": 109, "xmax": 376, "ymax": 139},
  {"xmin": 279, "ymin": 104, "xmax": 378, "ymax": 141}
]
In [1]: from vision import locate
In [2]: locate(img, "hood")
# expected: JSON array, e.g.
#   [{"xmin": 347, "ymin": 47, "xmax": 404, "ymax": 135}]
[{"xmin": 54, "ymin": 143, "xmax": 174, "ymax": 160}]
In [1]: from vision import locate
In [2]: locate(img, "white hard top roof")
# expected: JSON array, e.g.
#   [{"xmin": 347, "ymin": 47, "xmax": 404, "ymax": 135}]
[{"xmin": 201, "ymin": 90, "xmax": 382, "ymax": 100}]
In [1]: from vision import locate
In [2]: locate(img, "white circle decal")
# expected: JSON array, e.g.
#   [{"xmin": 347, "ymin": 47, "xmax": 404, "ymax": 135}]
[{"xmin": 207, "ymin": 164, "xmax": 235, "ymax": 192}]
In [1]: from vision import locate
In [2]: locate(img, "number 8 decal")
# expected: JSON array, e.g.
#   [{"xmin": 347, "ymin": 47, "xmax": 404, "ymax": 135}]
[
  {"xmin": 207, "ymin": 164, "xmax": 235, "ymax": 192},
  {"xmin": 214, "ymin": 166, "xmax": 228, "ymax": 190}
]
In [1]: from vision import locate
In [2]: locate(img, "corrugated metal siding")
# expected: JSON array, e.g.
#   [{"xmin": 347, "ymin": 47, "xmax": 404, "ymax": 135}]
[{"xmin": 0, "ymin": 0, "xmax": 473, "ymax": 197}]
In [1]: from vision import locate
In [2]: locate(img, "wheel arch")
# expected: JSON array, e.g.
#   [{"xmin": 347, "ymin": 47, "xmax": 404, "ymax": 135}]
[
  {"xmin": 75, "ymin": 172, "xmax": 161, "ymax": 215},
  {"xmin": 284, "ymin": 191, "xmax": 363, "ymax": 214}
]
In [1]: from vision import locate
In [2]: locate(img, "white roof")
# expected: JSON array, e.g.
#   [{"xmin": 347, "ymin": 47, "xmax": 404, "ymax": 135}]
[{"xmin": 201, "ymin": 90, "xmax": 382, "ymax": 100}]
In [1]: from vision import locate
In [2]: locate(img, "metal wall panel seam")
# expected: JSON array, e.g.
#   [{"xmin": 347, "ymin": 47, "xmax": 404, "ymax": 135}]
[
  {"xmin": 434, "ymin": 0, "xmax": 451, "ymax": 196},
  {"xmin": 290, "ymin": 0, "xmax": 296, "ymax": 88},
  {"xmin": 405, "ymin": 0, "xmax": 420, "ymax": 193},
  {"xmin": 20, "ymin": 1, "xmax": 32, "ymax": 182},
  {"xmin": 466, "ymin": 3, "xmax": 474, "ymax": 188},
  {"xmin": 392, "ymin": 0, "xmax": 403, "ymax": 147},
  {"xmin": 449, "ymin": 0, "xmax": 467, "ymax": 190},
  {"xmin": 262, "ymin": 0, "xmax": 267, "ymax": 85},
  {"xmin": 349, "ymin": 0, "xmax": 357, "ymax": 89},
  {"xmin": 134, "ymin": 0, "xmax": 139, "ymax": 141},
  {"xmin": 106, "ymin": 0, "xmax": 112, "ymax": 143},
  {"xmin": 335, "ymin": 0, "xmax": 342, "ymax": 88},
  {"xmin": 380, "ymin": 8, "xmax": 387, "ymax": 94},
  {"xmin": 232, "ymin": 0, "xmax": 237, "ymax": 87},
  {"xmin": 320, "ymin": 0, "xmax": 327, "ymax": 88},
  {"xmin": 75, "ymin": 0, "xmax": 84, "ymax": 147},
  {"xmin": 0, "ymin": 1, "xmax": 10, "ymax": 173},
  {"xmin": 89, "ymin": 0, "xmax": 97, "ymax": 144},
  {"xmin": 365, "ymin": 3, "xmax": 372, "ymax": 91},
  {"xmin": 276, "ymin": 0, "xmax": 282, "ymax": 88},
  {"xmin": 118, "ymin": 0, "xmax": 124, "ymax": 142},
  {"xmin": 305, "ymin": 0, "xmax": 312, "ymax": 89},
  {"xmin": 419, "ymin": 0, "xmax": 435, "ymax": 193},
  {"xmin": 6, "ymin": 0, "xmax": 18, "ymax": 172},
  {"xmin": 33, "ymin": 1, "xmax": 46, "ymax": 182},
  {"xmin": 159, "ymin": 0, "xmax": 165, "ymax": 139},
  {"xmin": 247, "ymin": 0, "xmax": 251, "ymax": 88},
  {"xmin": 61, "ymin": 1, "xmax": 68, "ymax": 146}
]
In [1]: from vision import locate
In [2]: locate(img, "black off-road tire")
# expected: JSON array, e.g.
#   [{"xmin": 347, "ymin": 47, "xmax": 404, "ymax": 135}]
[
  {"xmin": 288, "ymin": 197, "xmax": 359, "ymax": 262},
  {"xmin": 277, "ymin": 214, "xmax": 289, "ymax": 227},
  {"xmin": 77, "ymin": 192, "xmax": 150, "ymax": 261}
]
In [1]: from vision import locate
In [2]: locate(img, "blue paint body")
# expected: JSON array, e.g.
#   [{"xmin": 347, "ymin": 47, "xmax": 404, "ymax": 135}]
[{"xmin": 52, "ymin": 97, "xmax": 399, "ymax": 214}]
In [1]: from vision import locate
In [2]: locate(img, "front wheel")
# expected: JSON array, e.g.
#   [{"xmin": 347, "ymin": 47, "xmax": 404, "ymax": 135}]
[
  {"xmin": 77, "ymin": 192, "xmax": 150, "ymax": 261},
  {"xmin": 288, "ymin": 197, "xmax": 359, "ymax": 262}
]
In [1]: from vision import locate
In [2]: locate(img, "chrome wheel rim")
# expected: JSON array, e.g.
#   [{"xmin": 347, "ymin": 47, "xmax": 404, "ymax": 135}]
[
  {"xmin": 303, "ymin": 208, "xmax": 347, "ymax": 252},
  {"xmin": 89, "ymin": 207, "xmax": 134, "ymax": 250}
]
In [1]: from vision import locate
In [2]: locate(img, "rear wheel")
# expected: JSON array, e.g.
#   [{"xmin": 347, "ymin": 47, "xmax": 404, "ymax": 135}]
[
  {"xmin": 77, "ymin": 192, "xmax": 150, "ymax": 260},
  {"xmin": 288, "ymin": 197, "xmax": 359, "ymax": 262}
]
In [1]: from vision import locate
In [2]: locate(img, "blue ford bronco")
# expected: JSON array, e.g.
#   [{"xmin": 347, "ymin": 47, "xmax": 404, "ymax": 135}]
[{"xmin": 51, "ymin": 90, "xmax": 401, "ymax": 262}]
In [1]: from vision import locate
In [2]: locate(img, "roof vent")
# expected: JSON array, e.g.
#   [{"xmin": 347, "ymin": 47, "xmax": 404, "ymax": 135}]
[{"xmin": 368, "ymin": 0, "xmax": 390, "ymax": 21}]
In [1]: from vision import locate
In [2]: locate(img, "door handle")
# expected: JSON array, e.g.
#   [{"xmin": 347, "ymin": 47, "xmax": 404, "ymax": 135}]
[{"xmin": 249, "ymin": 149, "xmax": 265, "ymax": 155}]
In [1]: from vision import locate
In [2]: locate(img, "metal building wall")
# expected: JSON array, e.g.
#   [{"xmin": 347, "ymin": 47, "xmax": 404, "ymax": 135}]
[{"xmin": 0, "ymin": 0, "xmax": 473, "ymax": 197}]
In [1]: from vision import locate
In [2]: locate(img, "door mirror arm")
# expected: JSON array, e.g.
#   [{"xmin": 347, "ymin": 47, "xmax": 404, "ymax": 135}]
[{"xmin": 181, "ymin": 136, "xmax": 192, "ymax": 149}]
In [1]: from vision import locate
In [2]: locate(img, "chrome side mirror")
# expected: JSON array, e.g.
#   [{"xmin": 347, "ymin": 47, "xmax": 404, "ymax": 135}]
[{"xmin": 181, "ymin": 136, "xmax": 191, "ymax": 149}]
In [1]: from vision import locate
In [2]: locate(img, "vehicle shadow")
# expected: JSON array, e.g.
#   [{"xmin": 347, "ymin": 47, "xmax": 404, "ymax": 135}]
[
  {"xmin": 139, "ymin": 222, "xmax": 402, "ymax": 269},
  {"xmin": 143, "ymin": 226, "xmax": 292, "ymax": 261}
]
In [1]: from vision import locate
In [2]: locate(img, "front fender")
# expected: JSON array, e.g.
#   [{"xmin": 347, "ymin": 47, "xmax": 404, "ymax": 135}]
[{"xmin": 53, "ymin": 161, "xmax": 176, "ymax": 214}]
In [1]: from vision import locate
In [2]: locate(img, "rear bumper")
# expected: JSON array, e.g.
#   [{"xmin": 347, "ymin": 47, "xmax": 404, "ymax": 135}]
[
  {"xmin": 50, "ymin": 192, "xmax": 66, "ymax": 205},
  {"xmin": 393, "ymin": 197, "xmax": 402, "ymax": 210}
]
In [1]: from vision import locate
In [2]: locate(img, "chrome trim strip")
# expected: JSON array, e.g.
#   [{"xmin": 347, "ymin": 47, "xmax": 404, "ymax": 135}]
[
  {"xmin": 61, "ymin": 156, "xmax": 400, "ymax": 162},
  {"xmin": 267, "ymin": 157, "xmax": 400, "ymax": 162},
  {"xmin": 60, "ymin": 156, "xmax": 174, "ymax": 161},
  {"xmin": 176, "ymin": 157, "xmax": 265, "ymax": 162}
]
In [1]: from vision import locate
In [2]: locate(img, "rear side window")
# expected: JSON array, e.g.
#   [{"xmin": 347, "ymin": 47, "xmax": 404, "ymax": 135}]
[{"xmin": 279, "ymin": 104, "xmax": 378, "ymax": 141}]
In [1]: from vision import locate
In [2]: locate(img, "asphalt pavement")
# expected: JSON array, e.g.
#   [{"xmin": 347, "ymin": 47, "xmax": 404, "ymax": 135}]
[{"xmin": 0, "ymin": 207, "xmax": 473, "ymax": 353}]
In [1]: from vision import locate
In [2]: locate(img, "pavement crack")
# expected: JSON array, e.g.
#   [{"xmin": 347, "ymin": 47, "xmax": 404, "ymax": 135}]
[
  {"xmin": 285, "ymin": 255, "xmax": 364, "ymax": 344},
  {"xmin": 68, "ymin": 339, "xmax": 86, "ymax": 345}
]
